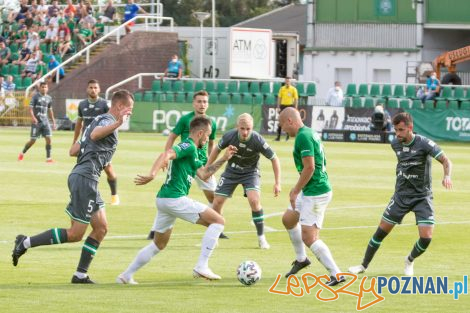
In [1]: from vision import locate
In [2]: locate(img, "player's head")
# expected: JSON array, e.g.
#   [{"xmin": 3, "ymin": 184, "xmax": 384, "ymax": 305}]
[
  {"xmin": 38, "ymin": 82, "xmax": 48, "ymax": 94},
  {"xmin": 392, "ymin": 112, "xmax": 414, "ymax": 143},
  {"xmin": 236, "ymin": 113, "xmax": 253, "ymax": 141},
  {"xmin": 87, "ymin": 79, "xmax": 100, "ymax": 99},
  {"xmin": 190, "ymin": 116, "xmax": 212, "ymax": 148},
  {"xmin": 284, "ymin": 76, "xmax": 291, "ymax": 86},
  {"xmin": 111, "ymin": 89, "xmax": 134, "ymax": 114},
  {"xmin": 193, "ymin": 90, "xmax": 209, "ymax": 115},
  {"xmin": 279, "ymin": 107, "xmax": 303, "ymax": 137}
]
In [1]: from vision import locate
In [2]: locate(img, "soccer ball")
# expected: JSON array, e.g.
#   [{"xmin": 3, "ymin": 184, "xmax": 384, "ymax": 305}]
[
  {"xmin": 237, "ymin": 260, "xmax": 262, "ymax": 286},
  {"xmin": 162, "ymin": 129, "xmax": 170, "ymax": 136}
]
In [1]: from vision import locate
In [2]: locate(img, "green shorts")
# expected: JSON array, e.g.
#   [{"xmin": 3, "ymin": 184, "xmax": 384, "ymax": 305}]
[
  {"xmin": 382, "ymin": 193, "xmax": 435, "ymax": 225},
  {"xmin": 65, "ymin": 173, "xmax": 104, "ymax": 224}
]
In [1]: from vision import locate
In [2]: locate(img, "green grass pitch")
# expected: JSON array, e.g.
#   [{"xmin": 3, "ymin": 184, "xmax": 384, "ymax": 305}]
[{"xmin": 0, "ymin": 127, "xmax": 468, "ymax": 313}]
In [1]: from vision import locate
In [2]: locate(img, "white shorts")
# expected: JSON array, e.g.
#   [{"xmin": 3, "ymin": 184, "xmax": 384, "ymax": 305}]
[
  {"xmin": 195, "ymin": 175, "xmax": 216, "ymax": 191},
  {"xmin": 288, "ymin": 191, "xmax": 332, "ymax": 228},
  {"xmin": 153, "ymin": 197, "xmax": 207, "ymax": 233}
]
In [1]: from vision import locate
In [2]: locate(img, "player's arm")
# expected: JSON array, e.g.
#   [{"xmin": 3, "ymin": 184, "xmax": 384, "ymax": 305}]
[
  {"xmin": 206, "ymin": 145, "xmax": 222, "ymax": 166},
  {"xmin": 29, "ymin": 106, "xmax": 38, "ymax": 124},
  {"xmin": 197, "ymin": 145, "xmax": 237, "ymax": 181},
  {"xmin": 90, "ymin": 106, "xmax": 132, "ymax": 141},
  {"xmin": 208, "ymin": 139, "xmax": 215, "ymax": 157},
  {"xmin": 289, "ymin": 156, "xmax": 314, "ymax": 208},
  {"xmin": 72, "ymin": 117, "xmax": 83, "ymax": 143},
  {"xmin": 164, "ymin": 132, "xmax": 178, "ymax": 151},
  {"xmin": 48, "ymin": 107, "xmax": 56, "ymax": 129},
  {"xmin": 437, "ymin": 153, "xmax": 452, "ymax": 189},
  {"xmin": 270, "ymin": 156, "xmax": 281, "ymax": 197},
  {"xmin": 69, "ymin": 141, "xmax": 80, "ymax": 157},
  {"xmin": 134, "ymin": 148, "xmax": 176, "ymax": 185}
]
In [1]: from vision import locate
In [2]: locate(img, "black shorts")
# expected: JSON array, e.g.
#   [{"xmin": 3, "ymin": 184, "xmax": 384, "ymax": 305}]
[
  {"xmin": 65, "ymin": 173, "xmax": 104, "ymax": 224},
  {"xmin": 30, "ymin": 123, "xmax": 52, "ymax": 139},
  {"xmin": 382, "ymin": 193, "xmax": 435, "ymax": 225},
  {"xmin": 215, "ymin": 172, "xmax": 260, "ymax": 198}
]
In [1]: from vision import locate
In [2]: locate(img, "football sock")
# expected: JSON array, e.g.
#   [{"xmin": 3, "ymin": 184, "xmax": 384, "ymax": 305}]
[
  {"xmin": 107, "ymin": 178, "xmax": 117, "ymax": 195},
  {"xmin": 408, "ymin": 237, "xmax": 432, "ymax": 262},
  {"xmin": 77, "ymin": 236, "xmax": 100, "ymax": 274},
  {"xmin": 252, "ymin": 209, "xmax": 264, "ymax": 236},
  {"xmin": 310, "ymin": 239, "xmax": 341, "ymax": 276},
  {"xmin": 22, "ymin": 142, "xmax": 32, "ymax": 154},
  {"xmin": 197, "ymin": 223, "xmax": 224, "ymax": 269},
  {"xmin": 362, "ymin": 227, "xmax": 389, "ymax": 268},
  {"xmin": 46, "ymin": 144, "xmax": 51, "ymax": 158},
  {"xmin": 29, "ymin": 228, "xmax": 68, "ymax": 247},
  {"xmin": 287, "ymin": 224, "xmax": 307, "ymax": 262},
  {"xmin": 122, "ymin": 241, "xmax": 160, "ymax": 277}
]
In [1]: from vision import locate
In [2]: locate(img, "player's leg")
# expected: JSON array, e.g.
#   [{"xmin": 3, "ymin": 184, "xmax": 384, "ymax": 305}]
[
  {"xmin": 404, "ymin": 198, "xmax": 435, "ymax": 275},
  {"xmin": 300, "ymin": 191, "xmax": 344, "ymax": 286},
  {"xmin": 44, "ymin": 131, "xmax": 53, "ymax": 162},
  {"xmin": 18, "ymin": 125, "xmax": 39, "ymax": 160},
  {"xmin": 282, "ymin": 204, "xmax": 310, "ymax": 277},
  {"xmin": 118, "ymin": 208, "xmax": 174, "ymax": 285},
  {"xmin": 104, "ymin": 164, "xmax": 119, "ymax": 205},
  {"xmin": 213, "ymin": 175, "xmax": 238, "ymax": 239},
  {"xmin": 349, "ymin": 196, "xmax": 404, "ymax": 274},
  {"xmin": 246, "ymin": 189, "xmax": 270, "ymax": 249}
]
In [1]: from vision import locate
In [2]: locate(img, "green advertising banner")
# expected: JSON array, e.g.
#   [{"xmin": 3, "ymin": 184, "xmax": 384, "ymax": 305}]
[
  {"xmin": 130, "ymin": 101, "xmax": 262, "ymax": 133},
  {"xmin": 406, "ymin": 109, "xmax": 470, "ymax": 141}
]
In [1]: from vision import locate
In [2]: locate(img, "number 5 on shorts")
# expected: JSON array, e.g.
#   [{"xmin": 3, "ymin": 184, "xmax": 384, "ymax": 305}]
[{"xmin": 87, "ymin": 200, "xmax": 95, "ymax": 213}]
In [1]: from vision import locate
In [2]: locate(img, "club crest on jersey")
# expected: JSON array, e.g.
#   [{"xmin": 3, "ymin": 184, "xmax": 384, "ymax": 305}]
[
  {"xmin": 239, "ymin": 143, "xmax": 246, "ymax": 148},
  {"xmin": 403, "ymin": 147, "xmax": 410, "ymax": 152},
  {"xmin": 179, "ymin": 142, "xmax": 191, "ymax": 150}
]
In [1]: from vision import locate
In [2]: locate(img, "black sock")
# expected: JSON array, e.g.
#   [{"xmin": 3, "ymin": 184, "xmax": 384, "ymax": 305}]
[
  {"xmin": 362, "ymin": 227, "xmax": 389, "ymax": 268},
  {"xmin": 46, "ymin": 144, "xmax": 51, "ymax": 158},
  {"xmin": 409, "ymin": 237, "xmax": 432, "ymax": 261},
  {"xmin": 23, "ymin": 143, "xmax": 32, "ymax": 154},
  {"xmin": 30, "ymin": 228, "xmax": 68, "ymax": 247},
  {"xmin": 107, "ymin": 178, "xmax": 117, "ymax": 195},
  {"xmin": 77, "ymin": 236, "xmax": 100, "ymax": 274},
  {"xmin": 252, "ymin": 209, "xmax": 264, "ymax": 236}
]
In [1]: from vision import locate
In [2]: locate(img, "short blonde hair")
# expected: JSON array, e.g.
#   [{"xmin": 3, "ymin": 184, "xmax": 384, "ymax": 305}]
[{"xmin": 237, "ymin": 113, "xmax": 253, "ymax": 125}]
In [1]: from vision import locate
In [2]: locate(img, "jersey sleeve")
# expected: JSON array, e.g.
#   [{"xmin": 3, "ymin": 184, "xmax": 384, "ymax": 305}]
[
  {"xmin": 29, "ymin": 95, "xmax": 37, "ymax": 108},
  {"xmin": 173, "ymin": 141, "xmax": 196, "ymax": 160},
  {"xmin": 209, "ymin": 118, "xmax": 217, "ymax": 140},
  {"xmin": 97, "ymin": 115, "xmax": 114, "ymax": 127},
  {"xmin": 255, "ymin": 133, "xmax": 276, "ymax": 160},
  {"xmin": 217, "ymin": 131, "xmax": 231, "ymax": 150},
  {"xmin": 77, "ymin": 102, "xmax": 83, "ymax": 118},
  {"xmin": 172, "ymin": 117, "xmax": 184, "ymax": 136},
  {"xmin": 293, "ymin": 86, "xmax": 299, "ymax": 99},
  {"xmin": 48, "ymin": 97, "xmax": 53, "ymax": 109},
  {"xmin": 296, "ymin": 132, "xmax": 315, "ymax": 158},
  {"xmin": 424, "ymin": 137, "xmax": 443, "ymax": 159}
]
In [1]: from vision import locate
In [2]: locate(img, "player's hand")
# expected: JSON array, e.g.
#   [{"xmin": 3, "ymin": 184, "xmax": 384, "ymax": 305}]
[
  {"xmin": 222, "ymin": 145, "xmax": 238, "ymax": 161},
  {"xmin": 117, "ymin": 107, "xmax": 133, "ymax": 125},
  {"xmin": 134, "ymin": 174, "xmax": 154, "ymax": 185},
  {"xmin": 32, "ymin": 118, "xmax": 38, "ymax": 124},
  {"xmin": 289, "ymin": 188, "xmax": 299, "ymax": 209},
  {"xmin": 442, "ymin": 175, "xmax": 452, "ymax": 190},
  {"xmin": 273, "ymin": 183, "xmax": 281, "ymax": 197},
  {"xmin": 52, "ymin": 122, "xmax": 56, "ymax": 130}
]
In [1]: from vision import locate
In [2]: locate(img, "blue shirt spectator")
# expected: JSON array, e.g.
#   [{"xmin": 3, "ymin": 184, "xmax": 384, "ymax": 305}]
[
  {"xmin": 48, "ymin": 55, "xmax": 65, "ymax": 82},
  {"xmin": 164, "ymin": 54, "xmax": 183, "ymax": 79},
  {"xmin": 420, "ymin": 71, "xmax": 440, "ymax": 103},
  {"xmin": 2, "ymin": 75, "xmax": 16, "ymax": 94}
]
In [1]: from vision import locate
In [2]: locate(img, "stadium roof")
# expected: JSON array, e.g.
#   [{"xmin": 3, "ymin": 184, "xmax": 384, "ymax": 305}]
[{"xmin": 233, "ymin": 4, "xmax": 307, "ymax": 46}]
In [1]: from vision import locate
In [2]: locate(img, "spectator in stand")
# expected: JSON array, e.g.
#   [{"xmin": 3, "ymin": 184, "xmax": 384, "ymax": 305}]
[
  {"xmin": 420, "ymin": 71, "xmax": 440, "ymax": 104},
  {"xmin": 123, "ymin": 0, "xmax": 147, "ymax": 35},
  {"xmin": 48, "ymin": 0, "xmax": 61, "ymax": 19},
  {"xmin": 325, "ymin": 81, "xmax": 344, "ymax": 107},
  {"xmin": 29, "ymin": 0, "xmax": 38, "ymax": 15},
  {"xmin": 57, "ymin": 20, "xmax": 71, "ymax": 42},
  {"xmin": 64, "ymin": 0, "xmax": 77, "ymax": 21},
  {"xmin": 100, "ymin": 0, "xmax": 116, "ymax": 24},
  {"xmin": 9, "ymin": 0, "xmax": 29, "ymax": 23},
  {"xmin": 36, "ymin": 0, "xmax": 49, "ymax": 15},
  {"xmin": 13, "ymin": 42, "xmax": 32, "ymax": 66},
  {"xmin": 0, "ymin": 76, "xmax": 5, "ymax": 113},
  {"xmin": 24, "ymin": 11, "xmax": 34, "ymax": 29},
  {"xmin": 26, "ymin": 32, "xmax": 40, "ymax": 52},
  {"xmin": 57, "ymin": 34, "xmax": 74, "ymax": 59},
  {"xmin": 48, "ymin": 7, "xmax": 61, "ymax": 27},
  {"xmin": 15, "ymin": 25, "xmax": 29, "ymax": 46},
  {"xmin": 164, "ymin": 54, "xmax": 183, "ymax": 79},
  {"xmin": 48, "ymin": 55, "xmax": 65, "ymax": 83},
  {"xmin": 80, "ymin": 13, "xmax": 97, "ymax": 38},
  {"xmin": 76, "ymin": 23, "xmax": 93, "ymax": 48},
  {"xmin": 43, "ymin": 23, "xmax": 58, "ymax": 53},
  {"xmin": 35, "ymin": 11, "xmax": 47, "ymax": 27},
  {"xmin": 22, "ymin": 51, "xmax": 43, "ymax": 81},
  {"xmin": 3, "ymin": 75, "xmax": 16, "ymax": 96},
  {"xmin": 0, "ymin": 42, "xmax": 11, "ymax": 68}
]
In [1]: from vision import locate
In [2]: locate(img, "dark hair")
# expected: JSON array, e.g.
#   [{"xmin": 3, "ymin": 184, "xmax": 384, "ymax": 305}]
[
  {"xmin": 193, "ymin": 90, "xmax": 209, "ymax": 100},
  {"xmin": 190, "ymin": 116, "xmax": 211, "ymax": 133},
  {"xmin": 111, "ymin": 89, "xmax": 134, "ymax": 106},
  {"xmin": 39, "ymin": 82, "xmax": 48, "ymax": 87},
  {"xmin": 88, "ymin": 79, "xmax": 99, "ymax": 85},
  {"xmin": 285, "ymin": 76, "xmax": 291, "ymax": 80},
  {"xmin": 392, "ymin": 112, "xmax": 413, "ymax": 126}
]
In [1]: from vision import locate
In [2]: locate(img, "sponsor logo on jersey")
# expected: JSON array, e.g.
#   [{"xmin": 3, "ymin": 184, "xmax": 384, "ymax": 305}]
[{"xmin": 179, "ymin": 142, "xmax": 191, "ymax": 150}]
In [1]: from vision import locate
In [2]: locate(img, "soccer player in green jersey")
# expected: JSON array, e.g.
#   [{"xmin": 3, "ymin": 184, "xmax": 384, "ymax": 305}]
[
  {"xmin": 279, "ymin": 107, "xmax": 345, "ymax": 286},
  {"xmin": 12, "ymin": 90, "xmax": 134, "ymax": 284},
  {"xmin": 117, "ymin": 116, "xmax": 237, "ymax": 283},
  {"xmin": 349, "ymin": 113, "xmax": 453, "ymax": 276},
  {"xmin": 147, "ymin": 90, "xmax": 221, "ymax": 239}
]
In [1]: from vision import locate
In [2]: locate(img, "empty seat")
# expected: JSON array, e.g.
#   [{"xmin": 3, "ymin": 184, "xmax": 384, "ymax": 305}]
[
  {"xmin": 424, "ymin": 100, "xmax": 434, "ymax": 109},
  {"xmin": 399, "ymin": 99, "xmax": 410, "ymax": 109},
  {"xmin": 435, "ymin": 100, "xmax": 447, "ymax": 110},
  {"xmin": 393, "ymin": 85, "xmax": 405, "ymax": 98},
  {"xmin": 448, "ymin": 100, "xmax": 459, "ymax": 110},
  {"xmin": 411, "ymin": 99, "xmax": 422, "ymax": 109},
  {"xmin": 364, "ymin": 97, "xmax": 375, "ymax": 108},
  {"xmin": 387, "ymin": 99, "xmax": 399, "ymax": 109},
  {"xmin": 345, "ymin": 83, "xmax": 357, "ymax": 97}
]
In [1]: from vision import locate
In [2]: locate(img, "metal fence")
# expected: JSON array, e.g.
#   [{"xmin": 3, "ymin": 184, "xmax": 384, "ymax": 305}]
[{"xmin": 0, "ymin": 90, "xmax": 29, "ymax": 126}]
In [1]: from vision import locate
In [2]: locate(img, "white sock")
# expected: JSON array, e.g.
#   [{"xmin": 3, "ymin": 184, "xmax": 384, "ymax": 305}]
[
  {"xmin": 23, "ymin": 237, "xmax": 31, "ymax": 249},
  {"xmin": 196, "ymin": 223, "xmax": 224, "ymax": 269},
  {"xmin": 74, "ymin": 271, "xmax": 87, "ymax": 279},
  {"xmin": 310, "ymin": 239, "xmax": 341, "ymax": 276},
  {"xmin": 287, "ymin": 224, "xmax": 307, "ymax": 262},
  {"xmin": 122, "ymin": 241, "xmax": 160, "ymax": 278}
]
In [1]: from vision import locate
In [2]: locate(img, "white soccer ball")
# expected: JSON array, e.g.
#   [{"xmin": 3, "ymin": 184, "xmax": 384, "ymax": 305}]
[
  {"xmin": 162, "ymin": 129, "xmax": 170, "ymax": 136},
  {"xmin": 237, "ymin": 260, "xmax": 262, "ymax": 286}
]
